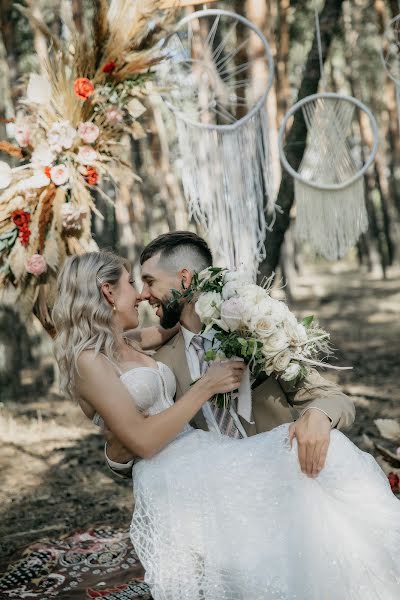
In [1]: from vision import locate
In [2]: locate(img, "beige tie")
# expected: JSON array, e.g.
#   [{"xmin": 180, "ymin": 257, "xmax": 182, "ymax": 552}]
[{"xmin": 191, "ymin": 335, "xmax": 243, "ymax": 439}]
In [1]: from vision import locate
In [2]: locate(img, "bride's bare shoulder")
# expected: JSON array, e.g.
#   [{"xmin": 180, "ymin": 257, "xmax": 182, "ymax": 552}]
[{"xmin": 76, "ymin": 350, "xmax": 110, "ymax": 377}]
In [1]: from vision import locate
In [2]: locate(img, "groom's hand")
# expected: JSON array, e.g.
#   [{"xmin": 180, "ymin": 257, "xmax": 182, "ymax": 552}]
[{"xmin": 288, "ymin": 409, "xmax": 331, "ymax": 478}]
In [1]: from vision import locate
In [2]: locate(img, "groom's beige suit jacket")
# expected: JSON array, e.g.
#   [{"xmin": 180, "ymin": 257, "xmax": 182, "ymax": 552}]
[{"xmin": 108, "ymin": 329, "xmax": 355, "ymax": 477}]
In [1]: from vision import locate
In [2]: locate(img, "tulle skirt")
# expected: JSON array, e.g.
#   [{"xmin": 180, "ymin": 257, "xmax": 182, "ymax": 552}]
[{"xmin": 130, "ymin": 424, "xmax": 400, "ymax": 600}]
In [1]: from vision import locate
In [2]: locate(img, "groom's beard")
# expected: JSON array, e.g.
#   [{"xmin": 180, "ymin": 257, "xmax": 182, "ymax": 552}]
[{"xmin": 159, "ymin": 298, "xmax": 184, "ymax": 329}]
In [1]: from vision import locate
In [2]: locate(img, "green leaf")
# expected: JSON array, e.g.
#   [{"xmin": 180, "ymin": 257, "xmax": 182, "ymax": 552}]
[
  {"xmin": 204, "ymin": 349, "xmax": 217, "ymax": 362},
  {"xmin": 302, "ymin": 315, "xmax": 314, "ymax": 327}
]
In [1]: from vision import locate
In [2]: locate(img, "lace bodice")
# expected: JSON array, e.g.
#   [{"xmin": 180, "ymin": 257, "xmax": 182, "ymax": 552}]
[
  {"xmin": 92, "ymin": 361, "xmax": 191, "ymax": 436},
  {"xmin": 119, "ymin": 362, "xmax": 176, "ymax": 415}
]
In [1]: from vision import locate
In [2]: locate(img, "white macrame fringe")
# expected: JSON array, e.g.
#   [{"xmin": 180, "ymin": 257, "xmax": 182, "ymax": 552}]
[
  {"xmin": 175, "ymin": 109, "xmax": 274, "ymax": 280},
  {"xmin": 295, "ymin": 177, "xmax": 368, "ymax": 260}
]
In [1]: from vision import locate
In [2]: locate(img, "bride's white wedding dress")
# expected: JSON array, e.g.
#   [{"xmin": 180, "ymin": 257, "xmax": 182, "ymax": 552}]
[{"xmin": 118, "ymin": 361, "xmax": 400, "ymax": 599}]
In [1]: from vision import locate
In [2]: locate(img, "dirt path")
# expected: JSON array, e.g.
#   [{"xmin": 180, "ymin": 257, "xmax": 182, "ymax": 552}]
[{"xmin": 1, "ymin": 262, "xmax": 399, "ymax": 566}]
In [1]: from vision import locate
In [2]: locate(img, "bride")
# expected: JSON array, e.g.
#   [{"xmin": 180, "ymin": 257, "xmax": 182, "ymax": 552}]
[{"xmin": 53, "ymin": 250, "xmax": 400, "ymax": 600}]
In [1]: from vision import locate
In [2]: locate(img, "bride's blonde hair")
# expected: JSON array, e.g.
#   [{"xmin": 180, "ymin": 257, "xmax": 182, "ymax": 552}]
[{"xmin": 53, "ymin": 250, "xmax": 131, "ymax": 399}]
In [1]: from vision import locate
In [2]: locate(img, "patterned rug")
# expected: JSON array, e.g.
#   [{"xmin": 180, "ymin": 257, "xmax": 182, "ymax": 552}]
[{"xmin": 0, "ymin": 526, "xmax": 152, "ymax": 599}]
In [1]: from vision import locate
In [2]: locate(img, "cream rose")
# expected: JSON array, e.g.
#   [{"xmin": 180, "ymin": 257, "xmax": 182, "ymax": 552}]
[
  {"xmin": 262, "ymin": 329, "xmax": 289, "ymax": 356},
  {"xmin": 31, "ymin": 143, "xmax": 55, "ymax": 168},
  {"xmin": 47, "ymin": 120, "xmax": 76, "ymax": 152},
  {"xmin": 272, "ymin": 350, "xmax": 292, "ymax": 373},
  {"xmin": 195, "ymin": 291, "xmax": 222, "ymax": 325}
]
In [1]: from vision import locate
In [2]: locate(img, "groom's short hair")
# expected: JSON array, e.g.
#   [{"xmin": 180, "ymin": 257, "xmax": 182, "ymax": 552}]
[{"xmin": 140, "ymin": 231, "xmax": 213, "ymax": 272}]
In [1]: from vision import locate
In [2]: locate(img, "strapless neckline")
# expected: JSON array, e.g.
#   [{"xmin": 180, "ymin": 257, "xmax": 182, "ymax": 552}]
[{"xmin": 119, "ymin": 361, "xmax": 162, "ymax": 379}]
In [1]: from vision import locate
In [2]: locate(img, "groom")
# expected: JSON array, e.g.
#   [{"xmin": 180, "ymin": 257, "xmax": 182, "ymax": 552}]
[{"xmin": 105, "ymin": 231, "xmax": 355, "ymax": 478}]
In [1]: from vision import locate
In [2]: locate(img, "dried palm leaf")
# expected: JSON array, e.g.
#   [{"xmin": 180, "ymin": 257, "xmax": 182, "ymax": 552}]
[
  {"xmin": 93, "ymin": 0, "xmax": 110, "ymax": 67},
  {"xmin": 15, "ymin": 4, "xmax": 62, "ymax": 52}
]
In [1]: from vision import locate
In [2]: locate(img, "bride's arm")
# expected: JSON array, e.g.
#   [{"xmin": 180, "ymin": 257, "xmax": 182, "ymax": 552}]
[
  {"xmin": 125, "ymin": 324, "xmax": 180, "ymax": 350},
  {"xmin": 77, "ymin": 352, "xmax": 244, "ymax": 459}
]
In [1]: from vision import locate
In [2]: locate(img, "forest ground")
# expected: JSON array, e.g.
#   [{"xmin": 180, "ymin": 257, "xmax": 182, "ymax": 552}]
[{"xmin": 1, "ymin": 260, "xmax": 399, "ymax": 567}]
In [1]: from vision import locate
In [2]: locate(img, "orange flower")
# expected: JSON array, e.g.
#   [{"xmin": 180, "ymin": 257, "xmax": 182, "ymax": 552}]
[
  {"xmin": 44, "ymin": 166, "xmax": 51, "ymax": 179},
  {"xmin": 85, "ymin": 166, "xmax": 99, "ymax": 185},
  {"xmin": 74, "ymin": 77, "xmax": 95, "ymax": 100}
]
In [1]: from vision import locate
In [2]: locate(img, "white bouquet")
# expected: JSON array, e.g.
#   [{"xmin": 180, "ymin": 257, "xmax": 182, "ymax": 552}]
[{"xmin": 170, "ymin": 267, "xmax": 347, "ymax": 408}]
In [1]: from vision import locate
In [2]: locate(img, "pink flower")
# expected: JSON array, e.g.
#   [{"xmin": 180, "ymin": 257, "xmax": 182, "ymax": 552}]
[
  {"xmin": 76, "ymin": 145, "xmax": 98, "ymax": 166},
  {"xmin": 105, "ymin": 106, "xmax": 123, "ymax": 124},
  {"xmin": 15, "ymin": 124, "xmax": 32, "ymax": 147},
  {"xmin": 26, "ymin": 254, "xmax": 47, "ymax": 277},
  {"xmin": 78, "ymin": 122, "xmax": 100, "ymax": 144},
  {"xmin": 50, "ymin": 164, "xmax": 69, "ymax": 186}
]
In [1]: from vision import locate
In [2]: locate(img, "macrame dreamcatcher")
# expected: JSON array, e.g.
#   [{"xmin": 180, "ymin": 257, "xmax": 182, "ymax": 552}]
[
  {"xmin": 158, "ymin": 9, "xmax": 275, "ymax": 279},
  {"xmin": 381, "ymin": 13, "xmax": 400, "ymax": 133},
  {"xmin": 278, "ymin": 12, "xmax": 379, "ymax": 261}
]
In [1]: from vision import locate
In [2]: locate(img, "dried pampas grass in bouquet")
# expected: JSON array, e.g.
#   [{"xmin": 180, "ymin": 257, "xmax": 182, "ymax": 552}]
[{"xmin": 0, "ymin": 0, "xmax": 176, "ymax": 332}]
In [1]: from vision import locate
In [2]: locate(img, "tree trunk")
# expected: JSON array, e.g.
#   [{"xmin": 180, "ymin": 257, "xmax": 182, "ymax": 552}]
[{"xmin": 259, "ymin": 0, "xmax": 345, "ymax": 280}]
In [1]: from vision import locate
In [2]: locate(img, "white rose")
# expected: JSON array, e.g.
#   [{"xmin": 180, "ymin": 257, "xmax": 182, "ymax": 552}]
[
  {"xmin": 195, "ymin": 291, "xmax": 222, "ymax": 325},
  {"xmin": 220, "ymin": 297, "xmax": 247, "ymax": 331},
  {"xmin": 284, "ymin": 313, "xmax": 301, "ymax": 344},
  {"xmin": 272, "ymin": 350, "xmax": 292, "ymax": 373},
  {"xmin": 270, "ymin": 299, "xmax": 289, "ymax": 324},
  {"xmin": 221, "ymin": 270, "xmax": 250, "ymax": 300},
  {"xmin": 76, "ymin": 145, "xmax": 98, "ymax": 165},
  {"xmin": 47, "ymin": 120, "xmax": 76, "ymax": 152},
  {"xmin": 27, "ymin": 74, "xmax": 51, "ymax": 104},
  {"xmin": 17, "ymin": 171, "xmax": 50, "ymax": 191},
  {"xmin": 31, "ymin": 143, "xmax": 55, "ymax": 168},
  {"xmin": 50, "ymin": 164, "xmax": 69, "ymax": 186},
  {"xmin": 281, "ymin": 362, "xmax": 301, "ymax": 382},
  {"xmin": 239, "ymin": 284, "xmax": 269, "ymax": 306}
]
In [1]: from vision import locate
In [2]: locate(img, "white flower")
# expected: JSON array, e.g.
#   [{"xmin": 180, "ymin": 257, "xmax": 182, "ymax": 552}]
[
  {"xmin": 269, "ymin": 299, "xmax": 289, "ymax": 324},
  {"xmin": 272, "ymin": 350, "xmax": 292, "ymax": 373},
  {"xmin": 221, "ymin": 270, "xmax": 250, "ymax": 300},
  {"xmin": 31, "ymin": 143, "xmax": 55, "ymax": 168},
  {"xmin": 297, "ymin": 324, "xmax": 308, "ymax": 344},
  {"xmin": 78, "ymin": 122, "xmax": 100, "ymax": 144},
  {"xmin": 27, "ymin": 74, "xmax": 51, "ymax": 104},
  {"xmin": 47, "ymin": 121, "xmax": 76, "ymax": 152},
  {"xmin": 195, "ymin": 291, "xmax": 222, "ymax": 325},
  {"xmin": 61, "ymin": 202, "xmax": 87, "ymax": 231},
  {"xmin": 50, "ymin": 164, "xmax": 69, "ymax": 186},
  {"xmin": 0, "ymin": 161, "xmax": 12, "ymax": 189},
  {"xmin": 105, "ymin": 106, "xmax": 124, "ymax": 123},
  {"xmin": 262, "ymin": 329, "xmax": 289, "ymax": 356},
  {"xmin": 220, "ymin": 297, "xmax": 247, "ymax": 332},
  {"xmin": 127, "ymin": 98, "xmax": 146, "ymax": 119},
  {"xmin": 17, "ymin": 171, "xmax": 50, "ymax": 191},
  {"xmin": 76, "ymin": 145, "xmax": 98, "ymax": 165},
  {"xmin": 251, "ymin": 314, "xmax": 277, "ymax": 338},
  {"xmin": 15, "ymin": 122, "xmax": 32, "ymax": 147},
  {"xmin": 281, "ymin": 362, "xmax": 301, "ymax": 382},
  {"xmin": 239, "ymin": 284, "xmax": 269, "ymax": 307}
]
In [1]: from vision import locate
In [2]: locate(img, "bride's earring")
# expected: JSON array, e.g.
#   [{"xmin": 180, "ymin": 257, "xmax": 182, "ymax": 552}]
[{"xmin": 112, "ymin": 303, "xmax": 116, "ymax": 312}]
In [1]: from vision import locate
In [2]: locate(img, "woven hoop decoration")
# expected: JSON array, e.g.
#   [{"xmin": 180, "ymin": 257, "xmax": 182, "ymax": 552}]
[
  {"xmin": 158, "ymin": 9, "xmax": 275, "ymax": 279},
  {"xmin": 278, "ymin": 92, "xmax": 379, "ymax": 260}
]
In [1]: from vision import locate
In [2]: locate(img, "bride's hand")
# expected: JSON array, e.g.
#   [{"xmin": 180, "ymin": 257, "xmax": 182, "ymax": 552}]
[{"xmin": 202, "ymin": 360, "xmax": 246, "ymax": 395}]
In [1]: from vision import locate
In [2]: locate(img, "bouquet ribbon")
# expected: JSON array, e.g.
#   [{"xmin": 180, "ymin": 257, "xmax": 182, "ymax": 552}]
[{"xmin": 237, "ymin": 366, "xmax": 255, "ymax": 424}]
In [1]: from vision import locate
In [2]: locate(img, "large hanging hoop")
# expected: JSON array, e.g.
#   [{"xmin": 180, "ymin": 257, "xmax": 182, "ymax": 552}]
[
  {"xmin": 278, "ymin": 92, "xmax": 379, "ymax": 260},
  {"xmin": 158, "ymin": 9, "xmax": 275, "ymax": 278}
]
